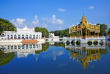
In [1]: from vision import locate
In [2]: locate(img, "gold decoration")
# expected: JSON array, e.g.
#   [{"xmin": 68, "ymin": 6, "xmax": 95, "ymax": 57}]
[
  {"xmin": 74, "ymin": 26, "xmax": 76, "ymax": 29},
  {"xmin": 70, "ymin": 28, "xmax": 73, "ymax": 30},
  {"xmin": 87, "ymin": 24, "xmax": 90, "ymax": 27},
  {"xmin": 96, "ymin": 27, "xmax": 99, "ymax": 29},
  {"xmin": 91, "ymin": 26, "xmax": 95, "ymax": 29}
]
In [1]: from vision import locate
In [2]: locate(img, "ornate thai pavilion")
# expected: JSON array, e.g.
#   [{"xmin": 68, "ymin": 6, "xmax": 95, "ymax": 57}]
[{"xmin": 69, "ymin": 13, "xmax": 100, "ymax": 38}]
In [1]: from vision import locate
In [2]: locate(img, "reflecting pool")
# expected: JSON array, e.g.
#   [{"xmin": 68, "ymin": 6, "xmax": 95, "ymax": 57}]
[{"xmin": 0, "ymin": 42, "xmax": 110, "ymax": 74}]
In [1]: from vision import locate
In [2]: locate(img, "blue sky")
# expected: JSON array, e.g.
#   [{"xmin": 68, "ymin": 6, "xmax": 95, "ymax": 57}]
[{"xmin": 0, "ymin": 0, "xmax": 110, "ymax": 31}]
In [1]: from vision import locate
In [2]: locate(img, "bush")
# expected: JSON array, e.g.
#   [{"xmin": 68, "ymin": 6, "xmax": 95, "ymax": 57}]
[
  {"xmin": 66, "ymin": 41, "xmax": 70, "ymax": 45},
  {"xmin": 71, "ymin": 40, "xmax": 75, "ymax": 45},
  {"xmin": 76, "ymin": 40, "xmax": 80, "ymax": 45},
  {"xmin": 87, "ymin": 40, "xmax": 92, "ymax": 46},
  {"xmin": 93, "ymin": 40, "xmax": 98, "ymax": 46},
  {"xmin": 100, "ymin": 40, "xmax": 104, "ymax": 46}
]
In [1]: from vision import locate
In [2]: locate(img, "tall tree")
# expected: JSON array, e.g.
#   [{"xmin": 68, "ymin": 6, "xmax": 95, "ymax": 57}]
[
  {"xmin": 97, "ymin": 24, "xmax": 107, "ymax": 36},
  {"xmin": 51, "ymin": 28, "xmax": 70, "ymax": 37},
  {"xmin": 0, "ymin": 18, "xmax": 16, "ymax": 34},
  {"xmin": 35, "ymin": 27, "xmax": 49, "ymax": 37}
]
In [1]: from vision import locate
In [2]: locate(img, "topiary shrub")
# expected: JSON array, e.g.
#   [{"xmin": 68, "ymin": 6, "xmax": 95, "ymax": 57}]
[
  {"xmin": 93, "ymin": 40, "xmax": 98, "ymax": 46},
  {"xmin": 76, "ymin": 40, "xmax": 80, "ymax": 45},
  {"xmin": 87, "ymin": 40, "xmax": 92, "ymax": 46},
  {"xmin": 71, "ymin": 40, "xmax": 75, "ymax": 45},
  {"xmin": 100, "ymin": 40, "xmax": 104, "ymax": 46},
  {"xmin": 66, "ymin": 41, "xmax": 70, "ymax": 45}
]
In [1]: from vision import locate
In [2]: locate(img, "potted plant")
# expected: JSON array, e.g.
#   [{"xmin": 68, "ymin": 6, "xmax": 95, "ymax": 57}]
[
  {"xmin": 76, "ymin": 40, "xmax": 80, "ymax": 46},
  {"xmin": 93, "ymin": 40, "xmax": 98, "ymax": 46},
  {"xmin": 87, "ymin": 40, "xmax": 92, "ymax": 46}
]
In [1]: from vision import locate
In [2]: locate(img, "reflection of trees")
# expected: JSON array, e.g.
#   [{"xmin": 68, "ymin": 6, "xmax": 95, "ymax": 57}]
[
  {"xmin": 99, "ymin": 49, "xmax": 108, "ymax": 55},
  {"xmin": 0, "ymin": 51, "xmax": 15, "ymax": 66},
  {"xmin": 51, "ymin": 42, "xmax": 65, "ymax": 48},
  {"xmin": 68, "ymin": 47, "xmax": 108, "ymax": 71},
  {"xmin": 35, "ymin": 43, "xmax": 49, "ymax": 54}
]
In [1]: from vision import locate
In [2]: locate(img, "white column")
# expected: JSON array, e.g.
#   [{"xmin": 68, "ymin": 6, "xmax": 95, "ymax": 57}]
[{"xmin": 32, "ymin": 34, "xmax": 33, "ymax": 39}]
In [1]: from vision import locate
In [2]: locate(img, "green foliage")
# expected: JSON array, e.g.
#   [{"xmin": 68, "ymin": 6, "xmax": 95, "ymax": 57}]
[
  {"xmin": 87, "ymin": 40, "xmax": 92, "ymax": 46},
  {"xmin": 66, "ymin": 48, "xmax": 70, "ymax": 51},
  {"xmin": 93, "ymin": 40, "xmax": 98, "ymax": 46},
  {"xmin": 100, "ymin": 40, "xmax": 104, "ymax": 46},
  {"xmin": 51, "ymin": 42, "xmax": 65, "ymax": 47},
  {"xmin": 108, "ymin": 28, "xmax": 110, "ymax": 34},
  {"xmin": 97, "ymin": 24, "xmax": 107, "ymax": 36},
  {"xmin": 0, "ymin": 18, "xmax": 16, "ymax": 34},
  {"xmin": 35, "ymin": 27, "xmax": 49, "ymax": 37},
  {"xmin": 66, "ymin": 41, "xmax": 70, "ymax": 45},
  {"xmin": 99, "ymin": 49, "xmax": 108, "ymax": 55},
  {"xmin": 35, "ymin": 43, "xmax": 49, "ymax": 54},
  {"xmin": 71, "ymin": 40, "xmax": 75, "ymax": 45},
  {"xmin": 50, "ymin": 28, "xmax": 70, "ymax": 37},
  {"xmin": 76, "ymin": 40, "xmax": 80, "ymax": 45},
  {"xmin": 0, "ymin": 51, "xmax": 15, "ymax": 66}
]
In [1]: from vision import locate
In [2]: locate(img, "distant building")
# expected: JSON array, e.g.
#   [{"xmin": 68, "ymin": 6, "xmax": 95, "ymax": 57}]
[
  {"xmin": 0, "ymin": 25, "xmax": 42, "ymax": 40},
  {"xmin": 49, "ymin": 33, "xmax": 59, "ymax": 42}
]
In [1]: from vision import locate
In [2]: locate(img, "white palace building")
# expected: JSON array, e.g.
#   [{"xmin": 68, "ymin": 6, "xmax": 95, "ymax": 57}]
[{"xmin": 0, "ymin": 26, "xmax": 44, "ymax": 42}]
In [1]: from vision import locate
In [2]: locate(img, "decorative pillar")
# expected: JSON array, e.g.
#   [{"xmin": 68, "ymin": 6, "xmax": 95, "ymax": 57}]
[{"xmin": 81, "ymin": 29, "xmax": 82, "ymax": 37}]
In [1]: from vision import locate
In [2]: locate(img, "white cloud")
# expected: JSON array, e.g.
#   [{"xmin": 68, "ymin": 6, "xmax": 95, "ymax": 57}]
[
  {"xmin": 42, "ymin": 15, "xmax": 63, "ymax": 25},
  {"xmin": 32, "ymin": 15, "xmax": 39, "ymax": 25},
  {"xmin": 11, "ymin": 18, "xmax": 26, "ymax": 27},
  {"xmin": 10, "ymin": 15, "xmax": 64, "ymax": 31},
  {"xmin": 58, "ymin": 8, "xmax": 66, "ymax": 12},
  {"xmin": 43, "ymin": 50, "xmax": 64, "ymax": 61},
  {"xmin": 89, "ymin": 6, "xmax": 94, "ymax": 9}
]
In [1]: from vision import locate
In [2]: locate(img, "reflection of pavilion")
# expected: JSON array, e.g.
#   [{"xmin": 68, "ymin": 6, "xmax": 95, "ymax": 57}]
[
  {"xmin": 0, "ymin": 43, "xmax": 42, "ymax": 58},
  {"xmin": 65, "ymin": 44, "xmax": 106, "ymax": 71}
]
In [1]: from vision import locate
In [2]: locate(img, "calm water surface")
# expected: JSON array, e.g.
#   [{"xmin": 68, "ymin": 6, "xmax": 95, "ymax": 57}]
[{"xmin": 0, "ymin": 42, "xmax": 110, "ymax": 74}]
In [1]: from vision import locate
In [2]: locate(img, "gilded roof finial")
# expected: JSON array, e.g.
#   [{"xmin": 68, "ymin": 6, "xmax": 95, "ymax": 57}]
[{"xmin": 82, "ymin": 11, "xmax": 85, "ymax": 19}]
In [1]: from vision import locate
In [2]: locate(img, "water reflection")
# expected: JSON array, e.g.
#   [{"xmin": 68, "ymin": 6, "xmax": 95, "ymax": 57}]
[
  {"xmin": 50, "ymin": 42, "xmax": 109, "ymax": 71},
  {"xmin": 0, "ymin": 51, "xmax": 15, "ymax": 66},
  {"xmin": 0, "ymin": 42, "xmax": 110, "ymax": 74},
  {"xmin": 68, "ymin": 47, "xmax": 108, "ymax": 71},
  {"xmin": 0, "ymin": 42, "xmax": 49, "ymax": 66}
]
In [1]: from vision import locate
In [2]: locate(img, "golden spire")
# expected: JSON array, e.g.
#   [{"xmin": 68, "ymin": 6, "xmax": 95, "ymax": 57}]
[
  {"xmin": 82, "ymin": 12, "xmax": 86, "ymax": 20},
  {"xmin": 81, "ymin": 12, "xmax": 87, "ymax": 23}
]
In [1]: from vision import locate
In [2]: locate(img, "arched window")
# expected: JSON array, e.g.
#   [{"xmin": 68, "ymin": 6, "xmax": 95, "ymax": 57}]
[
  {"xmin": 11, "ymin": 35, "xmax": 13, "ymax": 39},
  {"xmin": 18, "ymin": 35, "xmax": 20, "ymax": 39},
  {"xmin": 30, "ymin": 44, "xmax": 32, "ymax": 49},
  {"xmin": 33, "ymin": 35, "xmax": 35, "ymax": 39},
  {"xmin": 29, "ymin": 35, "xmax": 32, "ymax": 39},
  {"xmin": 26, "ymin": 35, "xmax": 28, "ymax": 39},
  {"xmin": 14, "ymin": 35, "xmax": 16, "ymax": 39},
  {"xmin": 22, "ymin": 35, "xmax": 24, "ymax": 39},
  {"xmin": 7, "ymin": 35, "xmax": 9, "ymax": 39},
  {"xmin": 36, "ymin": 35, "xmax": 38, "ymax": 39}
]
